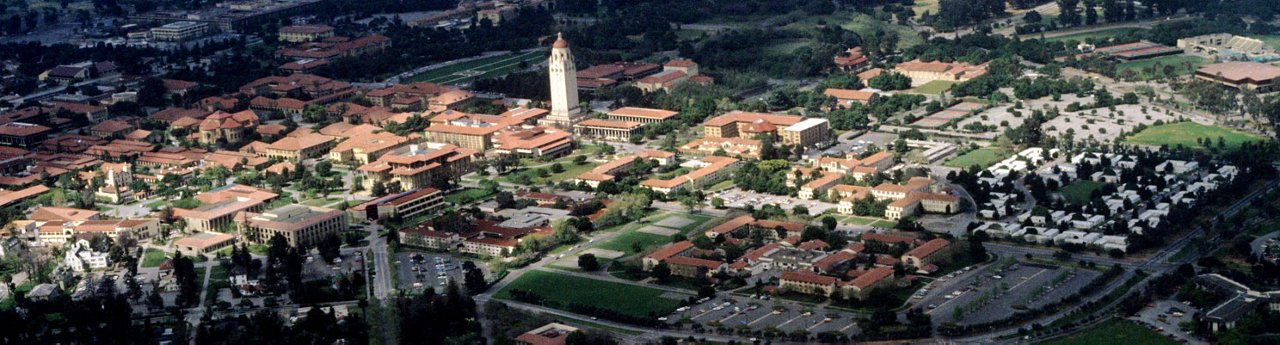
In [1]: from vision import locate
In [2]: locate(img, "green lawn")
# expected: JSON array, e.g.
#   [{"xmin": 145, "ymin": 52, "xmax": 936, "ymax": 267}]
[
  {"xmin": 707, "ymin": 179, "xmax": 736, "ymax": 192},
  {"xmin": 1115, "ymin": 55, "xmax": 1210, "ymax": 79},
  {"xmin": 443, "ymin": 188, "xmax": 495, "ymax": 205},
  {"xmin": 1060, "ymin": 180, "xmax": 1106, "ymax": 205},
  {"xmin": 502, "ymin": 162, "xmax": 598, "ymax": 186},
  {"xmin": 764, "ymin": 39, "xmax": 810, "ymax": 55},
  {"xmin": 1124, "ymin": 121, "xmax": 1264, "ymax": 152},
  {"xmin": 912, "ymin": 0, "xmax": 938, "ymax": 19},
  {"xmin": 494, "ymin": 270, "xmax": 683, "ymax": 319},
  {"xmin": 1251, "ymin": 35, "xmax": 1280, "ymax": 49},
  {"xmin": 141, "ymin": 248, "xmax": 169, "ymax": 268},
  {"xmin": 597, "ymin": 230, "xmax": 674, "ymax": 254},
  {"xmin": 911, "ymin": 80, "xmax": 957, "ymax": 95},
  {"xmin": 301, "ymin": 197, "xmax": 341, "ymax": 207},
  {"xmin": 1037, "ymin": 318, "xmax": 1175, "ymax": 345},
  {"xmin": 1042, "ymin": 28, "xmax": 1147, "ymax": 43},
  {"xmin": 404, "ymin": 50, "xmax": 546, "ymax": 85},
  {"xmin": 776, "ymin": 11, "xmax": 925, "ymax": 49},
  {"xmin": 944, "ymin": 146, "xmax": 1010, "ymax": 169}
]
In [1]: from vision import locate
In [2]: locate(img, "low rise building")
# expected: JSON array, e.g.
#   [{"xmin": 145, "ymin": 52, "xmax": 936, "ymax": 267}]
[
  {"xmin": 239, "ymin": 204, "xmax": 347, "ymax": 248},
  {"xmin": 175, "ymin": 184, "xmax": 278, "ymax": 232},
  {"xmin": 357, "ymin": 143, "xmax": 477, "ymax": 192},
  {"xmin": 572, "ymin": 119, "xmax": 643, "ymax": 141},
  {"xmin": 174, "ymin": 232, "xmax": 237, "ymax": 256},
  {"xmin": 639, "ymin": 156, "xmax": 739, "ymax": 194}
]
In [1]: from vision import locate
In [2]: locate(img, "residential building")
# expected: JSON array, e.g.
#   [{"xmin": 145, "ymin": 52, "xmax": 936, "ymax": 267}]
[
  {"xmin": 640, "ymin": 156, "xmax": 739, "ymax": 194},
  {"xmin": 262, "ymin": 133, "xmax": 334, "ymax": 161},
  {"xmin": 0, "ymin": 122, "xmax": 53, "ymax": 148},
  {"xmin": 900, "ymin": 238, "xmax": 951, "ymax": 272},
  {"xmin": 573, "ymin": 155, "xmax": 638, "ymax": 188},
  {"xmin": 36, "ymin": 218, "xmax": 161, "ymax": 246},
  {"xmin": 780, "ymin": 118, "xmax": 831, "ymax": 148},
  {"xmin": 63, "ymin": 239, "xmax": 109, "ymax": 272}
]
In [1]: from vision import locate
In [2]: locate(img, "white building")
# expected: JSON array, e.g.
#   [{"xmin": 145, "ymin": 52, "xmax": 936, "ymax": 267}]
[
  {"xmin": 541, "ymin": 33, "xmax": 583, "ymax": 127},
  {"xmin": 63, "ymin": 239, "xmax": 108, "ymax": 272}
]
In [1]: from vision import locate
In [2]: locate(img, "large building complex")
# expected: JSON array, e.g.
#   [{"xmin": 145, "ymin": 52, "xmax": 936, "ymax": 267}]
[
  {"xmin": 1195, "ymin": 61, "xmax": 1280, "ymax": 92},
  {"xmin": 239, "ymin": 204, "xmax": 347, "ymax": 248},
  {"xmin": 893, "ymin": 59, "xmax": 989, "ymax": 87}
]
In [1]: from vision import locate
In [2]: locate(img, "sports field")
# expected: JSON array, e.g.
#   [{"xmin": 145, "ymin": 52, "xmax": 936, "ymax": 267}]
[
  {"xmin": 1124, "ymin": 122, "xmax": 1264, "ymax": 151},
  {"xmin": 1037, "ymin": 318, "xmax": 1175, "ymax": 345},
  {"xmin": 404, "ymin": 50, "xmax": 546, "ymax": 85},
  {"xmin": 494, "ymin": 270, "xmax": 683, "ymax": 319},
  {"xmin": 945, "ymin": 146, "xmax": 1010, "ymax": 169}
]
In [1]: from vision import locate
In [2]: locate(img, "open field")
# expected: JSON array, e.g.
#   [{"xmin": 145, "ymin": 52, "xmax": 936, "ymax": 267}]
[
  {"xmin": 1123, "ymin": 121, "xmax": 1264, "ymax": 151},
  {"xmin": 945, "ymin": 146, "xmax": 1010, "ymax": 169},
  {"xmin": 442, "ymin": 187, "xmax": 495, "ymax": 205},
  {"xmin": 1037, "ymin": 318, "xmax": 1176, "ymax": 345},
  {"xmin": 778, "ymin": 12, "xmax": 925, "ymax": 49},
  {"xmin": 912, "ymin": 0, "xmax": 939, "ymax": 19},
  {"xmin": 1115, "ymin": 55, "xmax": 1210, "ymax": 78},
  {"xmin": 596, "ymin": 231, "xmax": 672, "ymax": 254},
  {"xmin": 911, "ymin": 80, "xmax": 957, "ymax": 95},
  {"xmin": 764, "ymin": 39, "xmax": 810, "ymax": 55},
  {"xmin": 1253, "ymin": 35, "xmax": 1280, "ymax": 49},
  {"xmin": 503, "ymin": 162, "xmax": 598, "ymax": 186},
  {"xmin": 404, "ymin": 50, "xmax": 545, "ymax": 85},
  {"xmin": 494, "ymin": 270, "xmax": 683, "ymax": 319},
  {"xmin": 1043, "ymin": 27, "xmax": 1146, "ymax": 43},
  {"xmin": 1061, "ymin": 180, "xmax": 1106, "ymax": 205},
  {"xmin": 832, "ymin": 214, "xmax": 897, "ymax": 228},
  {"xmin": 142, "ymin": 248, "xmax": 168, "ymax": 268}
]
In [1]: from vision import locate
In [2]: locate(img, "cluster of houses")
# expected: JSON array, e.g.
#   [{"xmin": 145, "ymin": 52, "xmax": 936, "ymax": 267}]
[
  {"xmin": 976, "ymin": 151, "xmax": 1239, "ymax": 254},
  {"xmin": 642, "ymin": 215, "xmax": 954, "ymax": 300}
]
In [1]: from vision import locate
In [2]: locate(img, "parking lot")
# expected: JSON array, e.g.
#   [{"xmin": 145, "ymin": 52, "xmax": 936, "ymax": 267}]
[
  {"xmin": 811, "ymin": 132, "xmax": 899, "ymax": 159},
  {"xmin": 922, "ymin": 262, "xmax": 1102, "ymax": 326},
  {"xmin": 664, "ymin": 294, "xmax": 862, "ymax": 336},
  {"xmin": 395, "ymin": 252, "xmax": 468, "ymax": 292},
  {"xmin": 1132, "ymin": 299, "xmax": 1203, "ymax": 344},
  {"xmin": 715, "ymin": 189, "xmax": 838, "ymax": 216}
]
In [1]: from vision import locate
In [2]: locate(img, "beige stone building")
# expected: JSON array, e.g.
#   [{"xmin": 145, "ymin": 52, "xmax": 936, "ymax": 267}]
[{"xmin": 239, "ymin": 204, "xmax": 347, "ymax": 248}]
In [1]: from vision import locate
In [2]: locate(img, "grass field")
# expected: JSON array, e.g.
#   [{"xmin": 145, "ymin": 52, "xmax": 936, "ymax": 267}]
[
  {"xmin": 1115, "ymin": 55, "xmax": 1210, "ymax": 79},
  {"xmin": 141, "ymin": 248, "xmax": 168, "ymax": 268},
  {"xmin": 832, "ymin": 215, "xmax": 897, "ymax": 228},
  {"xmin": 911, "ymin": 80, "xmax": 957, "ymax": 95},
  {"xmin": 1254, "ymin": 35, "xmax": 1280, "ymax": 49},
  {"xmin": 764, "ymin": 39, "xmax": 810, "ymax": 55},
  {"xmin": 779, "ymin": 12, "xmax": 925, "ymax": 49},
  {"xmin": 1124, "ymin": 121, "xmax": 1264, "ymax": 151},
  {"xmin": 597, "ymin": 231, "xmax": 673, "ymax": 254},
  {"xmin": 1061, "ymin": 180, "xmax": 1106, "ymax": 205},
  {"xmin": 301, "ymin": 197, "xmax": 341, "ymax": 207},
  {"xmin": 502, "ymin": 162, "xmax": 598, "ymax": 186},
  {"xmin": 443, "ymin": 187, "xmax": 495, "ymax": 205},
  {"xmin": 404, "ymin": 50, "xmax": 546, "ymax": 85},
  {"xmin": 494, "ymin": 270, "xmax": 683, "ymax": 319},
  {"xmin": 945, "ymin": 146, "xmax": 1010, "ymax": 169},
  {"xmin": 1037, "ymin": 318, "xmax": 1175, "ymax": 345},
  {"xmin": 912, "ymin": 0, "xmax": 939, "ymax": 19},
  {"xmin": 1043, "ymin": 27, "xmax": 1146, "ymax": 43}
]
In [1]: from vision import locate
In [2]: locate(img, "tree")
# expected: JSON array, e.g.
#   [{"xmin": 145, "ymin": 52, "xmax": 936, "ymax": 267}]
[
  {"xmin": 821, "ymin": 216, "xmax": 838, "ymax": 231},
  {"xmin": 651, "ymin": 263, "xmax": 671, "ymax": 282},
  {"xmin": 577, "ymin": 254, "xmax": 600, "ymax": 271},
  {"xmin": 867, "ymin": 72, "xmax": 911, "ymax": 91},
  {"xmin": 463, "ymin": 262, "xmax": 486, "ymax": 294}
]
